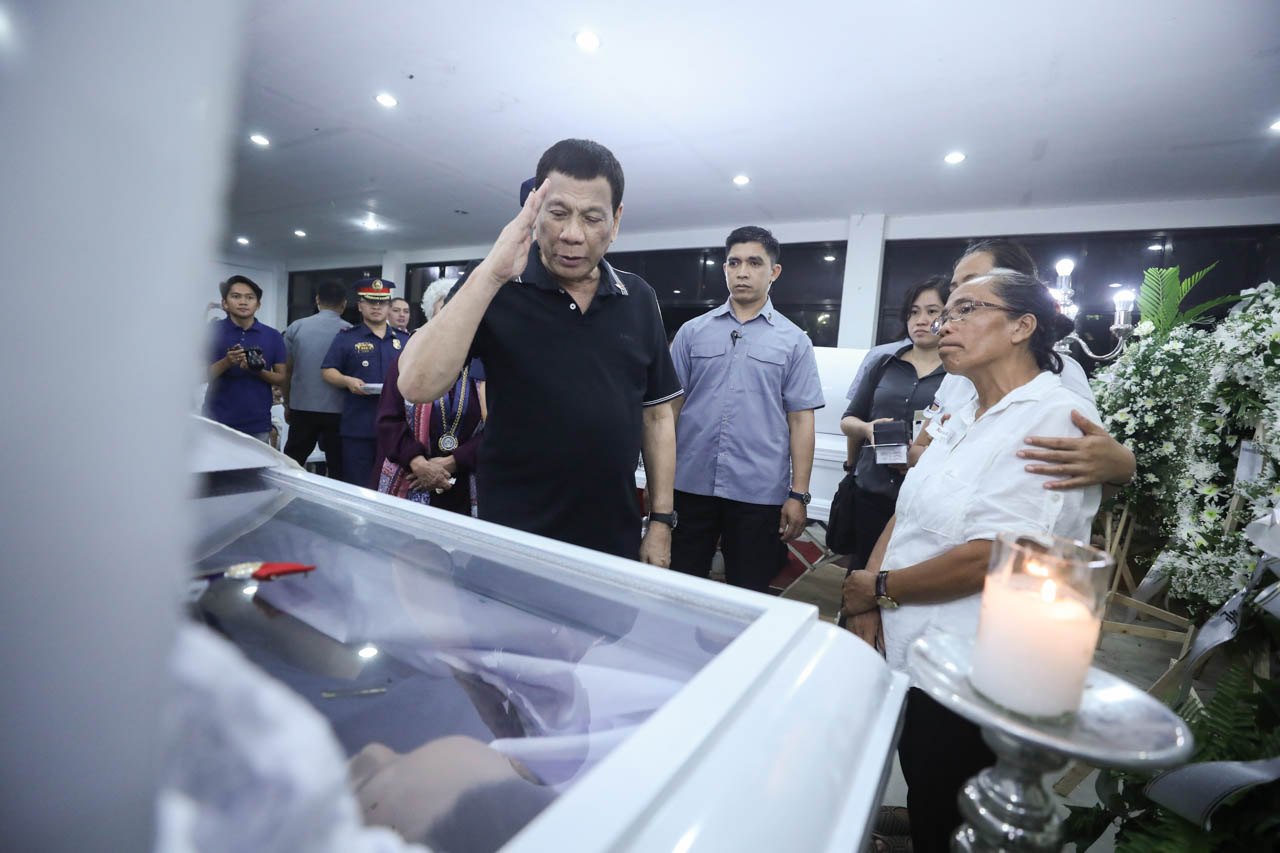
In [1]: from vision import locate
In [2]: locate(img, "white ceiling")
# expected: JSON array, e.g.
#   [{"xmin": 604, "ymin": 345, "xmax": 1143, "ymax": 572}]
[{"xmin": 225, "ymin": 0, "xmax": 1280, "ymax": 262}]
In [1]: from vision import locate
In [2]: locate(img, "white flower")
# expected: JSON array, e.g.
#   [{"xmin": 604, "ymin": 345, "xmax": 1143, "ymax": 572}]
[{"xmin": 1134, "ymin": 320, "xmax": 1156, "ymax": 337}]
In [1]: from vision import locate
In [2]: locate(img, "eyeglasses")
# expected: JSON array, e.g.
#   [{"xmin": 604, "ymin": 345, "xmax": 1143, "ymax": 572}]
[{"xmin": 929, "ymin": 300, "xmax": 1018, "ymax": 335}]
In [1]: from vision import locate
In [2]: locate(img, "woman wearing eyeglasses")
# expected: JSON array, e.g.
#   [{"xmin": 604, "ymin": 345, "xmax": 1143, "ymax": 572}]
[{"xmin": 841, "ymin": 269, "xmax": 1102, "ymax": 853}]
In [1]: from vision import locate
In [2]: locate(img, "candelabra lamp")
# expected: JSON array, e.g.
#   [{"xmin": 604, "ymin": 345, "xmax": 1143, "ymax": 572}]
[{"xmin": 1050, "ymin": 258, "xmax": 1136, "ymax": 361}]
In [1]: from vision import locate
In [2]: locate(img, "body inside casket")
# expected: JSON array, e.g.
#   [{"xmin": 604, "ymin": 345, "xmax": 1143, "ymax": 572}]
[{"xmin": 189, "ymin": 416, "xmax": 904, "ymax": 852}]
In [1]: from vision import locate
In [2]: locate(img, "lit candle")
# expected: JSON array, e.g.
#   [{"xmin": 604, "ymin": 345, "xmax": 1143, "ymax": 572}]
[{"xmin": 969, "ymin": 568, "xmax": 1101, "ymax": 718}]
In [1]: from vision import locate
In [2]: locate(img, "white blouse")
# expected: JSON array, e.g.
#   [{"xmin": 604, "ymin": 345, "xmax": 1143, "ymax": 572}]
[{"xmin": 881, "ymin": 371, "xmax": 1102, "ymax": 673}]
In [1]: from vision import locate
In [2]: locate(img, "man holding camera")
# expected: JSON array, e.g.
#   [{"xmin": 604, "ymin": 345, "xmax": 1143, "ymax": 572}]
[{"xmin": 205, "ymin": 275, "xmax": 287, "ymax": 442}]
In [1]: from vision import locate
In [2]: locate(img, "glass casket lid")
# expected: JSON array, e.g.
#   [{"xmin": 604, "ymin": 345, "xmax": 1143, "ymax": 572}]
[{"xmin": 188, "ymin": 465, "xmax": 763, "ymax": 849}]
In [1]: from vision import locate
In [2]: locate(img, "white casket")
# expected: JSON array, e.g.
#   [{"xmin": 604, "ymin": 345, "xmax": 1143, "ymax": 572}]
[{"xmin": 189, "ymin": 417, "xmax": 906, "ymax": 852}]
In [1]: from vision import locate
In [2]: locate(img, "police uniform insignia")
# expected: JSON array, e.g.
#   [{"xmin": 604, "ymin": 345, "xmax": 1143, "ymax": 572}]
[
  {"xmin": 361, "ymin": 360, "xmax": 369, "ymax": 367},
  {"xmin": 372, "ymin": 280, "xmax": 383, "ymax": 290},
  {"xmin": 392, "ymin": 338, "xmax": 402, "ymax": 350},
  {"xmin": 355, "ymin": 341, "xmax": 375, "ymax": 353}
]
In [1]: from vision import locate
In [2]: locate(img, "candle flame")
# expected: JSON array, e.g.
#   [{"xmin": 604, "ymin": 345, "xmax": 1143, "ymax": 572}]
[
  {"xmin": 1040, "ymin": 579, "xmax": 1057, "ymax": 603},
  {"xmin": 1027, "ymin": 561, "xmax": 1049, "ymax": 577}
]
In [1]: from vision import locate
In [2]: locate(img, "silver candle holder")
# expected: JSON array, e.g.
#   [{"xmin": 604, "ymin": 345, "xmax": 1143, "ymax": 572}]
[
  {"xmin": 908, "ymin": 633, "xmax": 1193, "ymax": 852},
  {"xmin": 1051, "ymin": 258, "xmax": 1136, "ymax": 361}
]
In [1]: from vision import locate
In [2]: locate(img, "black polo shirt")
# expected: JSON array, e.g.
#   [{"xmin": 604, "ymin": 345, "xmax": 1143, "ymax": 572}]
[{"xmin": 453, "ymin": 244, "xmax": 682, "ymax": 559}]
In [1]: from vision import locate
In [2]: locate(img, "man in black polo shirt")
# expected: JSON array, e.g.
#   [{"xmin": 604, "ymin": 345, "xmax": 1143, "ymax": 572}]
[{"xmin": 397, "ymin": 139, "xmax": 681, "ymax": 564}]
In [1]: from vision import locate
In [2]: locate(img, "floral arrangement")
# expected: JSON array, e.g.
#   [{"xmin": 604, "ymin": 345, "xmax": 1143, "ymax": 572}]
[{"xmin": 1093, "ymin": 277, "xmax": 1280, "ymax": 612}]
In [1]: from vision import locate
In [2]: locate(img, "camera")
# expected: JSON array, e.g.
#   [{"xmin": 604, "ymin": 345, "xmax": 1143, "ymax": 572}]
[{"xmin": 243, "ymin": 346, "xmax": 266, "ymax": 371}]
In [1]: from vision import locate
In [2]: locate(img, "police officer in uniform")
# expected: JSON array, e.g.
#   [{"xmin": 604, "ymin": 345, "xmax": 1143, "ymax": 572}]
[{"xmin": 321, "ymin": 278, "xmax": 409, "ymax": 487}]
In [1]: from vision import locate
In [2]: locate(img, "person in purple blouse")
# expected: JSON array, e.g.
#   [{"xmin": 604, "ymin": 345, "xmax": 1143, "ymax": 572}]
[{"xmin": 374, "ymin": 278, "xmax": 486, "ymax": 515}]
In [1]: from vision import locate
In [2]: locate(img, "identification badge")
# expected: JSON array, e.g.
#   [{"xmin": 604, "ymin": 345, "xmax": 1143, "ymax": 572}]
[
  {"xmin": 392, "ymin": 338, "xmax": 402, "ymax": 350},
  {"xmin": 361, "ymin": 360, "xmax": 369, "ymax": 367},
  {"xmin": 912, "ymin": 409, "xmax": 926, "ymax": 441},
  {"xmin": 355, "ymin": 341, "xmax": 374, "ymax": 353}
]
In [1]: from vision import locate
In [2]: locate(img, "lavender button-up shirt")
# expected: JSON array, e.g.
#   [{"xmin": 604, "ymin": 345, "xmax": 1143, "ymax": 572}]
[{"xmin": 671, "ymin": 299, "xmax": 825, "ymax": 506}]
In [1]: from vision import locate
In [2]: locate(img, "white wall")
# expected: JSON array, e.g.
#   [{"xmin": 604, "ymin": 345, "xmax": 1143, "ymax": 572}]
[
  {"xmin": 885, "ymin": 194, "xmax": 1280, "ymax": 240},
  {"xmin": 279, "ymin": 192, "xmax": 1280, "ymax": 347}
]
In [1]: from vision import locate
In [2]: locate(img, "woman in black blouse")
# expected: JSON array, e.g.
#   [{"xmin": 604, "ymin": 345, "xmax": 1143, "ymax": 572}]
[{"xmin": 838, "ymin": 275, "xmax": 950, "ymax": 574}]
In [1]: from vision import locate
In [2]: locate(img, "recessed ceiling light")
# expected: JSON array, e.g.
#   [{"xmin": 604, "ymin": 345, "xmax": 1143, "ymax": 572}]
[
  {"xmin": 1271, "ymin": 119, "xmax": 1280, "ymax": 131},
  {"xmin": 363, "ymin": 214, "xmax": 379, "ymax": 230},
  {"xmin": 1147, "ymin": 243, "xmax": 1163, "ymax": 251},
  {"xmin": 575, "ymin": 30, "xmax": 601, "ymax": 52},
  {"xmin": 944, "ymin": 151, "xmax": 966, "ymax": 164},
  {"xmin": 357, "ymin": 645, "xmax": 379, "ymax": 659},
  {"xmin": 704, "ymin": 259, "xmax": 716, "ymax": 265},
  {"xmin": 732, "ymin": 174, "xmax": 750, "ymax": 186},
  {"xmin": 823, "ymin": 255, "xmax": 836, "ymax": 262},
  {"xmin": 294, "ymin": 229, "xmax": 307, "ymax": 238},
  {"xmin": 672, "ymin": 289, "xmax": 682, "ymax": 294},
  {"xmin": 249, "ymin": 134, "xmax": 270, "ymax": 146},
  {"xmin": 1054, "ymin": 258, "xmax": 1075, "ymax": 277},
  {"xmin": 1109, "ymin": 282, "xmax": 1123, "ymax": 288},
  {"xmin": 375, "ymin": 93, "xmax": 397, "ymax": 107},
  {"xmin": 236, "ymin": 236, "xmax": 250, "ymax": 245}
]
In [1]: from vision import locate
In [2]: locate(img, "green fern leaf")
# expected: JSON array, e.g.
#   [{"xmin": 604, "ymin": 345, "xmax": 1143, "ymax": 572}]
[
  {"xmin": 1160, "ymin": 267, "xmax": 1183, "ymax": 332},
  {"xmin": 1178, "ymin": 261, "xmax": 1219, "ymax": 299},
  {"xmin": 1177, "ymin": 293, "xmax": 1245, "ymax": 326},
  {"xmin": 1138, "ymin": 267, "xmax": 1165, "ymax": 319}
]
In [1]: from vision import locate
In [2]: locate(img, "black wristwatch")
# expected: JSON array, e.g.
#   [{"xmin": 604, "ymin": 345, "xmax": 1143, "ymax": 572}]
[
  {"xmin": 875, "ymin": 570, "xmax": 900, "ymax": 609},
  {"xmin": 787, "ymin": 490, "xmax": 811, "ymax": 505},
  {"xmin": 842, "ymin": 461, "xmax": 853, "ymax": 472},
  {"xmin": 647, "ymin": 511, "xmax": 678, "ymax": 530}
]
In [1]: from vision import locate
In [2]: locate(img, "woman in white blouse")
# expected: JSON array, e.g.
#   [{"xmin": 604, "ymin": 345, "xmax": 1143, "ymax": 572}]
[{"xmin": 841, "ymin": 268, "xmax": 1101, "ymax": 853}]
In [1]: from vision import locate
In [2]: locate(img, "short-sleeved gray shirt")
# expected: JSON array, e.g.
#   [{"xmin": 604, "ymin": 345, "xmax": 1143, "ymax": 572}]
[
  {"xmin": 671, "ymin": 298, "xmax": 825, "ymax": 506},
  {"xmin": 283, "ymin": 308, "xmax": 350, "ymax": 413}
]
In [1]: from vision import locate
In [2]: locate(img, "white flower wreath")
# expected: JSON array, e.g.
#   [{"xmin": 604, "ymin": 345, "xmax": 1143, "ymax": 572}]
[{"xmin": 1093, "ymin": 281, "xmax": 1280, "ymax": 612}]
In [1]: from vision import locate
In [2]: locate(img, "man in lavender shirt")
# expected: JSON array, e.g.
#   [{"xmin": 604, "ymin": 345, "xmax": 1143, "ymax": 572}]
[{"xmin": 668, "ymin": 226, "xmax": 826, "ymax": 592}]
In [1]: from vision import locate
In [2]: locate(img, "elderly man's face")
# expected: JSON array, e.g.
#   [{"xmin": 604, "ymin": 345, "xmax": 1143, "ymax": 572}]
[{"xmin": 534, "ymin": 171, "xmax": 621, "ymax": 286}]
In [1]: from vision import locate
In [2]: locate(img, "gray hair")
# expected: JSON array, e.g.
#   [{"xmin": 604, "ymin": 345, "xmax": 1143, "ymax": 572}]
[{"xmin": 421, "ymin": 277, "xmax": 458, "ymax": 319}]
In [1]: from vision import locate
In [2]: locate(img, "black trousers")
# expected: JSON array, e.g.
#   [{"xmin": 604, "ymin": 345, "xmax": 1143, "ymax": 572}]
[
  {"xmin": 848, "ymin": 484, "xmax": 898, "ymax": 574},
  {"xmin": 670, "ymin": 490, "xmax": 782, "ymax": 593},
  {"xmin": 283, "ymin": 410, "xmax": 343, "ymax": 480},
  {"xmin": 897, "ymin": 687, "xmax": 996, "ymax": 853}
]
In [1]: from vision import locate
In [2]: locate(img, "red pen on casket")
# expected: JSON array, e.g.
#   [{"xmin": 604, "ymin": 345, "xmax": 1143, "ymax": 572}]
[{"xmin": 223, "ymin": 561, "xmax": 316, "ymax": 581}]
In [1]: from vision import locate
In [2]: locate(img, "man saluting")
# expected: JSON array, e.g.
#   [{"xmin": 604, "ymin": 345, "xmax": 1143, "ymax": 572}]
[{"xmin": 397, "ymin": 139, "xmax": 681, "ymax": 564}]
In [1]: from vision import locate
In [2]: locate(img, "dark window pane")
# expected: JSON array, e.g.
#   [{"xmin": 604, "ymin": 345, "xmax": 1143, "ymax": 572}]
[
  {"xmin": 610, "ymin": 240, "xmax": 847, "ymax": 345},
  {"xmin": 286, "ymin": 266, "xmax": 380, "ymax": 326},
  {"xmin": 880, "ymin": 225, "xmax": 1280, "ymax": 369}
]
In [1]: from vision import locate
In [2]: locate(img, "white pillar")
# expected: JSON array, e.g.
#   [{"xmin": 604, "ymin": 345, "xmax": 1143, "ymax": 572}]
[
  {"xmin": 381, "ymin": 250, "xmax": 409, "ymax": 289},
  {"xmin": 0, "ymin": 1, "xmax": 242, "ymax": 849},
  {"xmin": 836, "ymin": 213, "xmax": 887, "ymax": 349}
]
